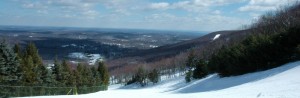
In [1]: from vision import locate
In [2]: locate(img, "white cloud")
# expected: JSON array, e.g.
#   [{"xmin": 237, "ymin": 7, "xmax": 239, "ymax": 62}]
[
  {"xmin": 22, "ymin": 1, "xmax": 48, "ymax": 9},
  {"xmin": 22, "ymin": 3, "xmax": 34, "ymax": 8},
  {"xmin": 195, "ymin": 15, "xmax": 249, "ymax": 31},
  {"xmin": 63, "ymin": 14, "xmax": 76, "ymax": 18},
  {"xmin": 101, "ymin": 0, "xmax": 139, "ymax": 15},
  {"xmin": 249, "ymin": 13, "xmax": 261, "ymax": 20},
  {"xmin": 16, "ymin": 0, "xmax": 100, "ymax": 19},
  {"xmin": 82, "ymin": 10, "xmax": 99, "ymax": 19},
  {"xmin": 213, "ymin": 10, "xmax": 221, "ymax": 14},
  {"xmin": 239, "ymin": 5, "xmax": 276, "ymax": 12},
  {"xmin": 142, "ymin": 13, "xmax": 248, "ymax": 31},
  {"xmin": 172, "ymin": 0, "xmax": 208, "ymax": 12},
  {"xmin": 149, "ymin": 2, "xmax": 170, "ymax": 10},
  {"xmin": 147, "ymin": 0, "xmax": 245, "ymax": 12},
  {"xmin": 37, "ymin": 10, "xmax": 48, "ymax": 14},
  {"xmin": 144, "ymin": 13, "xmax": 178, "ymax": 22},
  {"xmin": 114, "ymin": 9, "xmax": 131, "ymax": 15},
  {"xmin": 239, "ymin": 0, "xmax": 299, "ymax": 12}
]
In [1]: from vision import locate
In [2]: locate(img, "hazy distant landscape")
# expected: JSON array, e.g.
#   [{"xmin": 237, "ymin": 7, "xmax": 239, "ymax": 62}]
[{"xmin": 0, "ymin": 25, "xmax": 204, "ymax": 65}]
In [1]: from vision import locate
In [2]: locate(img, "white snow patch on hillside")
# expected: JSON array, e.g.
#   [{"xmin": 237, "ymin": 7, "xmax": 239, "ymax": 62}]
[
  {"xmin": 68, "ymin": 52, "xmax": 104, "ymax": 65},
  {"xmin": 87, "ymin": 54, "xmax": 103, "ymax": 65},
  {"xmin": 212, "ymin": 34, "xmax": 221, "ymax": 40},
  {"xmin": 23, "ymin": 61, "xmax": 300, "ymax": 98},
  {"xmin": 68, "ymin": 52, "xmax": 87, "ymax": 59}
]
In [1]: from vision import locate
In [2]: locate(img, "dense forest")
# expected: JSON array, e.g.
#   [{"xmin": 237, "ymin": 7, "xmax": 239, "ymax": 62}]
[
  {"xmin": 187, "ymin": 3, "xmax": 300, "ymax": 81},
  {"xmin": 0, "ymin": 42, "xmax": 109, "ymax": 97}
]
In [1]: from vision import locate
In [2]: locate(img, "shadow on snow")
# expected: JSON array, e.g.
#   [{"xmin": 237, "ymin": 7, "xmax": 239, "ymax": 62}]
[
  {"xmin": 114, "ymin": 61, "xmax": 300, "ymax": 94},
  {"xmin": 175, "ymin": 61, "xmax": 300, "ymax": 93}
]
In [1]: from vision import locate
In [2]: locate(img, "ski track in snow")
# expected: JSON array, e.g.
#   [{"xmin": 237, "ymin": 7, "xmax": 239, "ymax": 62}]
[{"xmin": 22, "ymin": 61, "xmax": 300, "ymax": 98}]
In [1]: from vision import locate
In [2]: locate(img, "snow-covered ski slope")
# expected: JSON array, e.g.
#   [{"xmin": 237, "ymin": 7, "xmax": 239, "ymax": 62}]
[{"xmin": 26, "ymin": 61, "xmax": 300, "ymax": 98}]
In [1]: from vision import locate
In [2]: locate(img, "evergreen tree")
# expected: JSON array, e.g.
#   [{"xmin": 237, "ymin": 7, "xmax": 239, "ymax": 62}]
[
  {"xmin": 0, "ymin": 41, "xmax": 22, "ymax": 85},
  {"xmin": 148, "ymin": 69, "xmax": 159, "ymax": 84},
  {"xmin": 21, "ymin": 42, "xmax": 46, "ymax": 85},
  {"xmin": 61, "ymin": 60, "xmax": 73, "ymax": 86},
  {"xmin": 208, "ymin": 27, "xmax": 300, "ymax": 77},
  {"xmin": 185, "ymin": 70, "xmax": 192, "ymax": 83},
  {"xmin": 36, "ymin": 64, "xmax": 48, "ymax": 85},
  {"xmin": 192, "ymin": 59, "xmax": 208, "ymax": 79},
  {"xmin": 91, "ymin": 67, "xmax": 100, "ymax": 86},
  {"xmin": 25, "ymin": 42, "xmax": 42, "ymax": 66},
  {"xmin": 186, "ymin": 50, "xmax": 197, "ymax": 69},
  {"xmin": 97, "ymin": 61, "xmax": 109, "ymax": 87},
  {"xmin": 75, "ymin": 63, "xmax": 84, "ymax": 87},
  {"xmin": 126, "ymin": 75, "xmax": 137, "ymax": 85},
  {"xmin": 135, "ymin": 67, "xmax": 147, "ymax": 86},
  {"xmin": 43, "ymin": 68, "xmax": 55, "ymax": 86},
  {"xmin": 22, "ymin": 56, "xmax": 37, "ymax": 84},
  {"xmin": 82, "ymin": 65, "xmax": 93, "ymax": 86},
  {"xmin": 13, "ymin": 43, "xmax": 22, "ymax": 60},
  {"xmin": 52, "ymin": 59, "xmax": 63, "ymax": 85}
]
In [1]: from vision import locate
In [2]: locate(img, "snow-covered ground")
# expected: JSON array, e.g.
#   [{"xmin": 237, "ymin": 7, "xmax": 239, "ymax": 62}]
[
  {"xmin": 24, "ymin": 61, "xmax": 300, "ymax": 98},
  {"xmin": 212, "ymin": 34, "xmax": 221, "ymax": 40}
]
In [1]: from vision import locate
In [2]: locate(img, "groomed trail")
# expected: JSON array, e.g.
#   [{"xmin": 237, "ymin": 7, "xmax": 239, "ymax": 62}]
[{"xmin": 24, "ymin": 61, "xmax": 300, "ymax": 98}]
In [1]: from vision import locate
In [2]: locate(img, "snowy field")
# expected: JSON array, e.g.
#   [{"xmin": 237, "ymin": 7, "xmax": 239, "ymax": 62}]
[{"xmin": 24, "ymin": 61, "xmax": 300, "ymax": 98}]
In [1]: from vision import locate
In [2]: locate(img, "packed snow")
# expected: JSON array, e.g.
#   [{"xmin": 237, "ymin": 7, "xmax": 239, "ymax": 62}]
[
  {"xmin": 212, "ymin": 34, "xmax": 221, "ymax": 40},
  {"xmin": 23, "ymin": 61, "xmax": 300, "ymax": 98}
]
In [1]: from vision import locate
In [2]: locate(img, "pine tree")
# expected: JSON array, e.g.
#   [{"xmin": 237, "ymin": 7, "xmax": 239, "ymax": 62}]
[
  {"xmin": 97, "ymin": 61, "xmax": 109, "ymax": 87},
  {"xmin": 82, "ymin": 65, "xmax": 93, "ymax": 86},
  {"xmin": 52, "ymin": 59, "xmax": 63, "ymax": 85},
  {"xmin": 36, "ymin": 64, "xmax": 48, "ymax": 85},
  {"xmin": 186, "ymin": 49, "xmax": 197, "ymax": 69},
  {"xmin": 0, "ymin": 41, "xmax": 22, "ymax": 85},
  {"xmin": 13, "ymin": 44, "xmax": 22, "ymax": 60},
  {"xmin": 22, "ymin": 56, "xmax": 37, "ymax": 85},
  {"xmin": 43, "ymin": 68, "xmax": 55, "ymax": 86},
  {"xmin": 91, "ymin": 67, "xmax": 100, "ymax": 86},
  {"xmin": 21, "ymin": 42, "xmax": 46, "ymax": 85},
  {"xmin": 148, "ymin": 69, "xmax": 159, "ymax": 84},
  {"xmin": 61, "ymin": 60, "xmax": 73, "ymax": 86},
  {"xmin": 185, "ymin": 70, "xmax": 192, "ymax": 83},
  {"xmin": 192, "ymin": 59, "xmax": 208, "ymax": 79},
  {"xmin": 75, "ymin": 63, "xmax": 84, "ymax": 87},
  {"xmin": 25, "ymin": 42, "xmax": 42, "ymax": 66},
  {"xmin": 135, "ymin": 67, "xmax": 147, "ymax": 86}
]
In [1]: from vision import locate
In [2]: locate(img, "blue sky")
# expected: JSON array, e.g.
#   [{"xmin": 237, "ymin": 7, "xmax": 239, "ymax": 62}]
[{"xmin": 0, "ymin": 0, "xmax": 297, "ymax": 31}]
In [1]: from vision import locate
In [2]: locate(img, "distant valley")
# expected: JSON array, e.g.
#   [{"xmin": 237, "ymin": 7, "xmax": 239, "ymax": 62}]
[{"xmin": 0, "ymin": 26, "xmax": 205, "ymax": 65}]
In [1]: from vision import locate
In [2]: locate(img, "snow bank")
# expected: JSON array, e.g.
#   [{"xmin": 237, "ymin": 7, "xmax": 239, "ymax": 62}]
[{"xmin": 22, "ymin": 61, "xmax": 300, "ymax": 98}]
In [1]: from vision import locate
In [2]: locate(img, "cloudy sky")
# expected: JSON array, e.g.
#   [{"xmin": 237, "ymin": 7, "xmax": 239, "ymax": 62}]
[{"xmin": 0, "ymin": 0, "xmax": 297, "ymax": 31}]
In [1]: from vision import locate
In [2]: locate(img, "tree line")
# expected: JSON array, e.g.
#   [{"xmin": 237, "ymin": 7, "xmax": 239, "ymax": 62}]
[
  {"xmin": 208, "ymin": 27, "xmax": 300, "ymax": 77},
  {"xmin": 185, "ymin": 3, "xmax": 300, "ymax": 82},
  {"xmin": 0, "ymin": 42, "xmax": 109, "ymax": 97},
  {"xmin": 126, "ymin": 67, "xmax": 159, "ymax": 87}
]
